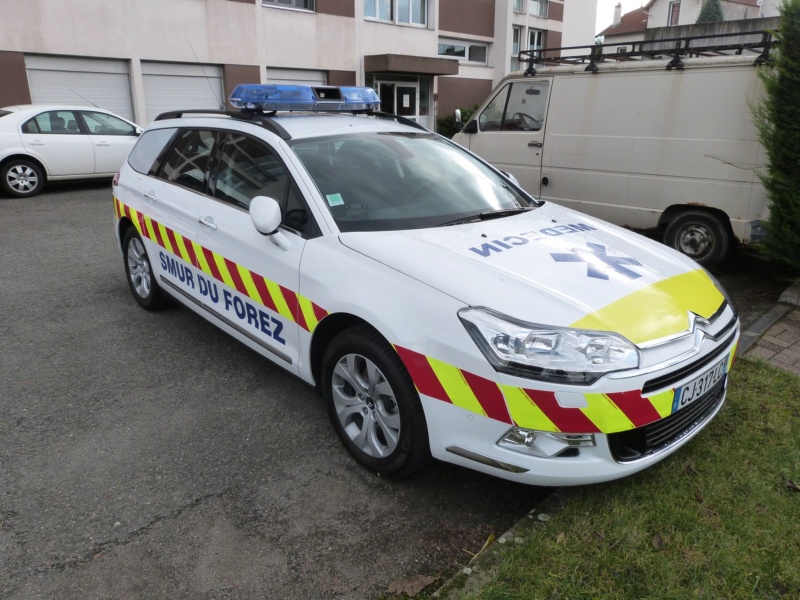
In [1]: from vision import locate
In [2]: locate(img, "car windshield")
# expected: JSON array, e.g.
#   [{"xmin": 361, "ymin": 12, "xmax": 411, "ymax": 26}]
[{"xmin": 289, "ymin": 131, "xmax": 536, "ymax": 232}]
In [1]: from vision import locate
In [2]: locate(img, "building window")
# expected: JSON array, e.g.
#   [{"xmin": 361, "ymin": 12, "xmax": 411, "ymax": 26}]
[
  {"xmin": 513, "ymin": 0, "xmax": 525, "ymax": 12},
  {"xmin": 511, "ymin": 26, "xmax": 522, "ymax": 71},
  {"xmin": 529, "ymin": 0, "xmax": 548, "ymax": 18},
  {"xmin": 438, "ymin": 38, "xmax": 489, "ymax": 64},
  {"xmin": 668, "ymin": 0, "xmax": 681, "ymax": 25},
  {"xmin": 529, "ymin": 29, "xmax": 544, "ymax": 51},
  {"xmin": 263, "ymin": 0, "xmax": 315, "ymax": 9},
  {"xmin": 365, "ymin": 0, "xmax": 427, "ymax": 25}
]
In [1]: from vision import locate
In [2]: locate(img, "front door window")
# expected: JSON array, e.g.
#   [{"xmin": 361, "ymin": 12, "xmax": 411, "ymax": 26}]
[{"xmin": 375, "ymin": 80, "xmax": 420, "ymax": 123}]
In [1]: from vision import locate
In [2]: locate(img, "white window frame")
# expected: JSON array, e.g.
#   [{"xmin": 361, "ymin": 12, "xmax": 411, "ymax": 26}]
[
  {"xmin": 511, "ymin": 26, "xmax": 523, "ymax": 71},
  {"xmin": 529, "ymin": 0, "xmax": 548, "ymax": 18},
  {"xmin": 668, "ymin": 0, "xmax": 681, "ymax": 25},
  {"xmin": 528, "ymin": 29, "xmax": 545, "ymax": 52},
  {"xmin": 438, "ymin": 38, "xmax": 489, "ymax": 65},
  {"xmin": 364, "ymin": 0, "xmax": 428, "ymax": 26},
  {"xmin": 262, "ymin": 0, "xmax": 315, "ymax": 10}
]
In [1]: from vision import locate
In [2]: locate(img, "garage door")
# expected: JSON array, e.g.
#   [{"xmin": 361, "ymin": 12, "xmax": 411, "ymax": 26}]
[
  {"xmin": 142, "ymin": 62, "xmax": 224, "ymax": 123},
  {"xmin": 266, "ymin": 68, "xmax": 326, "ymax": 86},
  {"xmin": 25, "ymin": 56, "xmax": 133, "ymax": 121}
]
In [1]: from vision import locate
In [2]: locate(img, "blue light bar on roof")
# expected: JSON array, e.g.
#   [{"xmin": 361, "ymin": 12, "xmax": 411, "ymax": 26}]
[{"xmin": 229, "ymin": 84, "xmax": 381, "ymax": 112}]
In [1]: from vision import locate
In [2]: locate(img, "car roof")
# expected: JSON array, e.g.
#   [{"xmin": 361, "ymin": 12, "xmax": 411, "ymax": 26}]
[{"xmin": 0, "ymin": 104, "xmax": 121, "ymax": 114}]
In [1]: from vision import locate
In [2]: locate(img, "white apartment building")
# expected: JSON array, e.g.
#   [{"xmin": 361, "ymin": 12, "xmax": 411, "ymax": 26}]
[{"xmin": 0, "ymin": 0, "xmax": 596, "ymax": 129}]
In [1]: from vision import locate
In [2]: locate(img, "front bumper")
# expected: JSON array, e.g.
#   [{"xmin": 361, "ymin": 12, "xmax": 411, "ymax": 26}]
[{"xmin": 423, "ymin": 313, "xmax": 739, "ymax": 486}]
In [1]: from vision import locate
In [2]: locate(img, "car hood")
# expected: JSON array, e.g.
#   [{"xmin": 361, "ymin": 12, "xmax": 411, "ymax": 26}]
[{"xmin": 338, "ymin": 203, "xmax": 725, "ymax": 346}]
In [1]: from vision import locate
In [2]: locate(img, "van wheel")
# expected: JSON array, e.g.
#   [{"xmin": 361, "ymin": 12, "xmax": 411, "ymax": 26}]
[{"xmin": 664, "ymin": 211, "xmax": 729, "ymax": 269}]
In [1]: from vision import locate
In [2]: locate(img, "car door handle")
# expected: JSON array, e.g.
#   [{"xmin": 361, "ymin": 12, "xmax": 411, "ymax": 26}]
[
  {"xmin": 96, "ymin": 141, "xmax": 110, "ymax": 147},
  {"xmin": 144, "ymin": 191, "xmax": 157, "ymax": 202},
  {"xmin": 29, "ymin": 140, "xmax": 44, "ymax": 146},
  {"xmin": 528, "ymin": 141, "xmax": 543, "ymax": 148},
  {"xmin": 198, "ymin": 216, "xmax": 217, "ymax": 230}
]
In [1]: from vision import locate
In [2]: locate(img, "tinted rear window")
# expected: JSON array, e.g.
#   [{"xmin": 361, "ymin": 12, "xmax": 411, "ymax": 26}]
[
  {"xmin": 0, "ymin": 110, "xmax": 12, "ymax": 118},
  {"xmin": 127, "ymin": 127, "xmax": 178, "ymax": 175}
]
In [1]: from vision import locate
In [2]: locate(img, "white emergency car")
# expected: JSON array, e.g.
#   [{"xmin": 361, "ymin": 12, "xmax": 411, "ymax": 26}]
[{"xmin": 112, "ymin": 84, "xmax": 739, "ymax": 486}]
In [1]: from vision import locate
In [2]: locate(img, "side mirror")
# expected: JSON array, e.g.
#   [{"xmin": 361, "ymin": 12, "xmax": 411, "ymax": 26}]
[
  {"xmin": 454, "ymin": 108, "xmax": 462, "ymax": 128},
  {"xmin": 134, "ymin": 126, "xmax": 143, "ymax": 136},
  {"xmin": 250, "ymin": 195, "xmax": 282, "ymax": 235},
  {"xmin": 251, "ymin": 196, "xmax": 291, "ymax": 250},
  {"xmin": 501, "ymin": 171, "xmax": 520, "ymax": 186},
  {"xmin": 462, "ymin": 120, "xmax": 478, "ymax": 134}
]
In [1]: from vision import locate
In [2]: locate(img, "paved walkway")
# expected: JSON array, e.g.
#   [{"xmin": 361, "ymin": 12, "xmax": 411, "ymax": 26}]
[{"xmin": 741, "ymin": 281, "xmax": 800, "ymax": 374}]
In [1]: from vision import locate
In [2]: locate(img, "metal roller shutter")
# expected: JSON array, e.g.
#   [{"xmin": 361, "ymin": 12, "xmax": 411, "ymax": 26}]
[
  {"xmin": 266, "ymin": 68, "xmax": 326, "ymax": 86},
  {"xmin": 142, "ymin": 62, "xmax": 224, "ymax": 123},
  {"xmin": 25, "ymin": 56, "xmax": 133, "ymax": 121}
]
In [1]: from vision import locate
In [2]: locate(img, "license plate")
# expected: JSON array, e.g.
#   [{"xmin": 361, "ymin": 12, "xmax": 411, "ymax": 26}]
[{"xmin": 673, "ymin": 354, "xmax": 728, "ymax": 412}]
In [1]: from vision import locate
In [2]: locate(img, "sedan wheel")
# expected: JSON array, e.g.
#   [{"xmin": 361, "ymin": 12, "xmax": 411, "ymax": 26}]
[
  {"xmin": 331, "ymin": 353, "xmax": 401, "ymax": 459},
  {"xmin": 1, "ymin": 160, "xmax": 44, "ymax": 197},
  {"xmin": 322, "ymin": 325, "xmax": 430, "ymax": 477},
  {"xmin": 123, "ymin": 227, "xmax": 167, "ymax": 310}
]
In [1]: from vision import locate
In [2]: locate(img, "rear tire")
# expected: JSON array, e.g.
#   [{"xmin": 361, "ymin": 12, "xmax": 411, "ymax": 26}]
[
  {"xmin": 123, "ymin": 227, "xmax": 167, "ymax": 310},
  {"xmin": 1, "ymin": 159, "xmax": 44, "ymax": 197},
  {"xmin": 663, "ymin": 211, "xmax": 730, "ymax": 269},
  {"xmin": 321, "ymin": 325, "xmax": 430, "ymax": 478}
]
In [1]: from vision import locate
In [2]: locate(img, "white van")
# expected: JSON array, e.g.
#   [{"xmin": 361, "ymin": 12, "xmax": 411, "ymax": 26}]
[{"xmin": 453, "ymin": 33, "xmax": 771, "ymax": 268}]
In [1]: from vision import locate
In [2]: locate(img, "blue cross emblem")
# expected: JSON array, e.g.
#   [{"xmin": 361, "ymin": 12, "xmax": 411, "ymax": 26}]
[{"xmin": 550, "ymin": 243, "xmax": 643, "ymax": 280}]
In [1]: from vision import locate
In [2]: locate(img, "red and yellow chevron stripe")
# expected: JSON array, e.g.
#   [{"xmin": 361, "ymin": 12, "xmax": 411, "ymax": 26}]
[
  {"xmin": 115, "ymin": 197, "xmax": 328, "ymax": 333},
  {"xmin": 394, "ymin": 345, "xmax": 707, "ymax": 435}
]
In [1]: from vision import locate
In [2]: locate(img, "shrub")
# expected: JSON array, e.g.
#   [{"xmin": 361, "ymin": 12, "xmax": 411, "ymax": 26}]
[{"xmin": 752, "ymin": 0, "xmax": 800, "ymax": 270}]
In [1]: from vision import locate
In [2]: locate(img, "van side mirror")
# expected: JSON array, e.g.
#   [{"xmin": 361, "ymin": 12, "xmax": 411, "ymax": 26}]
[
  {"xmin": 462, "ymin": 120, "xmax": 478, "ymax": 134},
  {"xmin": 454, "ymin": 108, "xmax": 462, "ymax": 128}
]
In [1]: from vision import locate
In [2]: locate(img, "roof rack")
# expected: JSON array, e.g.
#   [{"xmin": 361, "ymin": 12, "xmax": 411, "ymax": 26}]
[
  {"xmin": 154, "ymin": 109, "xmax": 293, "ymax": 140},
  {"xmin": 519, "ymin": 30, "xmax": 774, "ymax": 76}
]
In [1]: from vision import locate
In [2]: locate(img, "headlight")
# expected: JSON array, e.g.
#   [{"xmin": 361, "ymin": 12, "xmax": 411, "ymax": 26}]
[{"xmin": 459, "ymin": 308, "xmax": 640, "ymax": 384}]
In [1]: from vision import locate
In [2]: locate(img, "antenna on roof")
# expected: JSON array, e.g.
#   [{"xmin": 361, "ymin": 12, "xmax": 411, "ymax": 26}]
[
  {"xmin": 70, "ymin": 89, "xmax": 100, "ymax": 108},
  {"xmin": 188, "ymin": 40, "xmax": 225, "ymax": 110}
]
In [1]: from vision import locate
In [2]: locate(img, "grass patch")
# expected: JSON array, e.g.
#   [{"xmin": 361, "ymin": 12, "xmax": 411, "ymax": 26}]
[{"xmin": 465, "ymin": 359, "xmax": 800, "ymax": 600}]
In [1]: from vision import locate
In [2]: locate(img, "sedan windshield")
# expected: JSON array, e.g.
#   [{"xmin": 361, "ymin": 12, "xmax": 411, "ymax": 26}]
[{"xmin": 289, "ymin": 131, "xmax": 536, "ymax": 232}]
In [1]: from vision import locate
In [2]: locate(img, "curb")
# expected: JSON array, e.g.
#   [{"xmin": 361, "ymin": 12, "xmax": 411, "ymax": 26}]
[
  {"xmin": 432, "ymin": 488, "xmax": 570, "ymax": 599},
  {"xmin": 738, "ymin": 304, "xmax": 790, "ymax": 355}
]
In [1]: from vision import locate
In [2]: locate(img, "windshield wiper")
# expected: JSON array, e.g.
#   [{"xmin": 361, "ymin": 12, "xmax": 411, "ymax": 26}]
[{"xmin": 438, "ymin": 206, "xmax": 535, "ymax": 227}]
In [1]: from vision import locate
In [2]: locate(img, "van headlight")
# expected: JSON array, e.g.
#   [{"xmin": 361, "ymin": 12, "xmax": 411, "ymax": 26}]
[{"xmin": 459, "ymin": 308, "xmax": 640, "ymax": 384}]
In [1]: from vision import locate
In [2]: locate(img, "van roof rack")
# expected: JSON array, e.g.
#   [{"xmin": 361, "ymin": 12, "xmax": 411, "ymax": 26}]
[{"xmin": 519, "ymin": 30, "xmax": 774, "ymax": 76}]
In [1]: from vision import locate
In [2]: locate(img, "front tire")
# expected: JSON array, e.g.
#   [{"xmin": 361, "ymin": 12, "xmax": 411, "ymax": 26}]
[
  {"xmin": 663, "ymin": 210, "xmax": 730, "ymax": 269},
  {"xmin": 123, "ymin": 227, "xmax": 167, "ymax": 310},
  {"xmin": 321, "ymin": 325, "xmax": 430, "ymax": 478},
  {"xmin": 1, "ymin": 159, "xmax": 44, "ymax": 197}
]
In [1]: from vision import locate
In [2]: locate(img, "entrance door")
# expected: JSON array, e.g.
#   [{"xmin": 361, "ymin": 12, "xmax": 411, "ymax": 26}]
[{"xmin": 376, "ymin": 81, "xmax": 420, "ymax": 122}]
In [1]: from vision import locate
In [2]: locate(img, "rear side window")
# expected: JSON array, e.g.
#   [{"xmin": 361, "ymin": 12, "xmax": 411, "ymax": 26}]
[
  {"xmin": 160, "ymin": 129, "xmax": 219, "ymax": 194},
  {"xmin": 22, "ymin": 110, "xmax": 81, "ymax": 135},
  {"xmin": 0, "ymin": 110, "xmax": 11, "ymax": 118},
  {"xmin": 127, "ymin": 128, "xmax": 178, "ymax": 175}
]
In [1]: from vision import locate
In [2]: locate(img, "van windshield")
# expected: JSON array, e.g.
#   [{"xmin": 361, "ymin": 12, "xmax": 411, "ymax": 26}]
[{"xmin": 289, "ymin": 131, "xmax": 536, "ymax": 232}]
